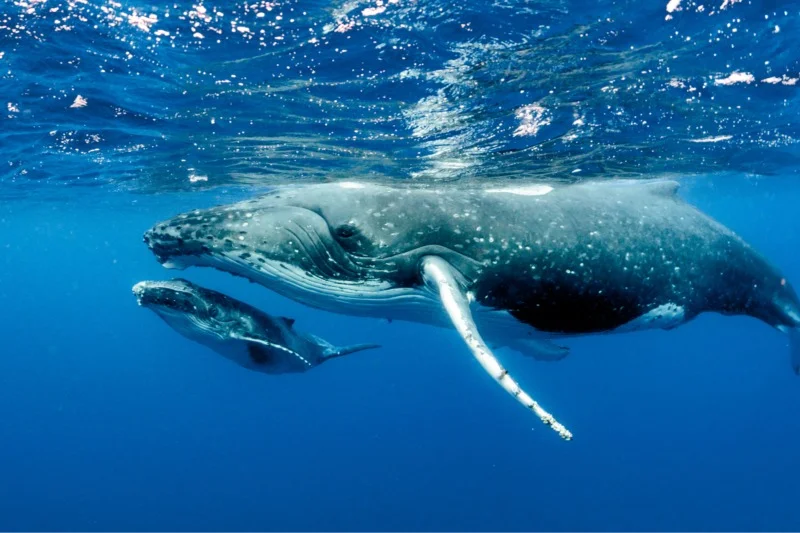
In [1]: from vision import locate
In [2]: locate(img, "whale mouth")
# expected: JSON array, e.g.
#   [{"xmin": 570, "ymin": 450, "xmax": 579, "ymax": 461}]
[
  {"xmin": 142, "ymin": 230, "xmax": 209, "ymax": 269},
  {"xmin": 132, "ymin": 279, "xmax": 203, "ymax": 313}
]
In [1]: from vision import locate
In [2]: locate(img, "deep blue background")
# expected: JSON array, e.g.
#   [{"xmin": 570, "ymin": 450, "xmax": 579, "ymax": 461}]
[
  {"xmin": 1, "ymin": 176, "xmax": 799, "ymax": 531},
  {"xmin": 3, "ymin": 0, "xmax": 800, "ymax": 529}
]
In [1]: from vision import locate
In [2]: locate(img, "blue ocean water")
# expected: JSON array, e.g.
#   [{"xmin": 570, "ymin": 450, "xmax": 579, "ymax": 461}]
[{"xmin": 2, "ymin": 0, "xmax": 800, "ymax": 531}]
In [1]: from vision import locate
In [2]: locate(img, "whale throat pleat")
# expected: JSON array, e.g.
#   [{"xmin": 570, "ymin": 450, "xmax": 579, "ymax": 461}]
[{"xmin": 421, "ymin": 256, "xmax": 573, "ymax": 441}]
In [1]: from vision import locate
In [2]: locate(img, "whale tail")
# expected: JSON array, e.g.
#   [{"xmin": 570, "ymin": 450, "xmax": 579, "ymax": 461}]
[
  {"xmin": 325, "ymin": 343, "xmax": 381, "ymax": 359},
  {"xmin": 308, "ymin": 334, "xmax": 380, "ymax": 361}
]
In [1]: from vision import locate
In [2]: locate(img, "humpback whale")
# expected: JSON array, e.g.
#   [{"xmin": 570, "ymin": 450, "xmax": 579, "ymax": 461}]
[
  {"xmin": 143, "ymin": 180, "xmax": 800, "ymax": 439},
  {"xmin": 133, "ymin": 278, "xmax": 380, "ymax": 374}
]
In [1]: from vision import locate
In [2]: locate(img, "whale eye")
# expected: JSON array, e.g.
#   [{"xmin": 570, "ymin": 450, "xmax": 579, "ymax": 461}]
[
  {"xmin": 208, "ymin": 306, "xmax": 220, "ymax": 318},
  {"xmin": 334, "ymin": 224, "xmax": 359, "ymax": 239},
  {"xmin": 332, "ymin": 222, "xmax": 373, "ymax": 255}
]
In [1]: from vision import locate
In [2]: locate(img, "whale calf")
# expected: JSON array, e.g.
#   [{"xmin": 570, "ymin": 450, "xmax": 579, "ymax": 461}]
[
  {"xmin": 133, "ymin": 278, "xmax": 380, "ymax": 374},
  {"xmin": 143, "ymin": 180, "xmax": 800, "ymax": 439}
]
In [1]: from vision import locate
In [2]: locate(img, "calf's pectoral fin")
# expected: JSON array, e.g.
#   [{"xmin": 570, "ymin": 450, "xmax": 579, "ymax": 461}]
[
  {"xmin": 420, "ymin": 255, "xmax": 573, "ymax": 441},
  {"xmin": 232, "ymin": 332, "xmax": 313, "ymax": 368}
]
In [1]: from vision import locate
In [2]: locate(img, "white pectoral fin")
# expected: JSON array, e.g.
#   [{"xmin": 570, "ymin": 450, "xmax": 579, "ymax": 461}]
[{"xmin": 420, "ymin": 256, "xmax": 572, "ymax": 441}]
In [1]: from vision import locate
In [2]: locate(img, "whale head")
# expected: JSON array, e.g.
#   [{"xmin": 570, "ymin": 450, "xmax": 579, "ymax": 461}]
[
  {"xmin": 132, "ymin": 278, "xmax": 238, "ymax": 341},
  {"xmin": 142, "ymin": 183, "xmax": 482, "ymax": 319}
]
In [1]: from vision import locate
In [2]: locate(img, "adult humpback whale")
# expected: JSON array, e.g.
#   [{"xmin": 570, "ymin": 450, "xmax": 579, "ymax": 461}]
[
  {"xmin": 143, "ymin": 180, "xmax": 800, "ymax": 439},
  {"xmin": 133, "ymin": 278, "xmax": 379, "ymax": 374}
]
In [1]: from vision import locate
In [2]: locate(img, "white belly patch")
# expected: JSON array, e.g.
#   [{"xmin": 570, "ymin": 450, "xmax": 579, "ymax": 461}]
[{"xmin": 614, "ymin": 303, "xmax": 686, "ymax": 333}]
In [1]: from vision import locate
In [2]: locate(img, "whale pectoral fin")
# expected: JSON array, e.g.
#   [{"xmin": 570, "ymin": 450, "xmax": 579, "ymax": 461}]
[
  {"xmin": 232, "ymin": 334, "xmax": 276, "ymax": 365},
  {"xmin": 420, "ymin": 255, "xmax": 572, "ymax": 441},
  {"xmin": 232, "ymin": 333, "xmax": 312, "ymax": 369},
  {"xmin": 512, "ymin": 338, "xmax": 570, "ymax": 362},
  {"xmin": 246, "ymin": 342, "xmax": 271, "ymax": 365}
]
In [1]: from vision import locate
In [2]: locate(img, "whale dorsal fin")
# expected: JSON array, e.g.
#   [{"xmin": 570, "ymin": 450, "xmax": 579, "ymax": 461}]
[
  {"xmin": 643, "ymin": 180, "xmax": 680, "ymax": 197},
  {"xmin": 278, "ymin": 316, "xmax": 295, "ymax": 328}
]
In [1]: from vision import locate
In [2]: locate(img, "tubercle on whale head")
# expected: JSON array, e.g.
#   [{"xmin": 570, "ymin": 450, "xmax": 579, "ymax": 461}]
[
  {"xmin": 143, "ymin": 223, "xmax": 212, "ymax": 268},
  {"xmin": 141, "ymin": 201, "xmax": 383, "ymax": 292},
  {"xmin": 132, "ymin": 278, "xmax": 205, "ymax": 313}
]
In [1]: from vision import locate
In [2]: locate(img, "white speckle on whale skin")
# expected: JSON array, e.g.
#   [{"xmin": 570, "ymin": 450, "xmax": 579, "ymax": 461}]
[
  {"xmin": 485, "ymin": 185, "xmax": 554, "ymax": 196},
  {"xmin": 338, "ymin": 181, "xmax": 366, "ymax": 189}
]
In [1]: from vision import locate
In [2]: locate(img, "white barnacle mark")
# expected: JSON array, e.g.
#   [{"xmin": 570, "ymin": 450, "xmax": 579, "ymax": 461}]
[
  {"xmin": 338, "ymin": 181, "xmax": 366, "ymax": 189},
  {"xmin": 485, "ymin": 185, "xmax": 554, "ymax": 196}
]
